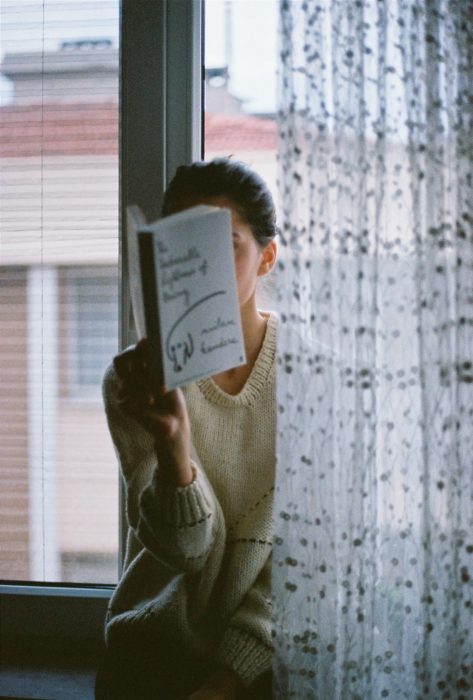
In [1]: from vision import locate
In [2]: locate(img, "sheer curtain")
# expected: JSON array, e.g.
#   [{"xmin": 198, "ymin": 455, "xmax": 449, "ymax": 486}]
[{"xmin": 273, "ymin": 1, "xmax": 473, "ymax": 697}]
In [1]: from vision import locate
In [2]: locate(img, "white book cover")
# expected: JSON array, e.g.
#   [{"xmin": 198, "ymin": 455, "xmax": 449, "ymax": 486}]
[{"xmin": 126, "ymin": 204, "xmax": 246, "ymax": 389}]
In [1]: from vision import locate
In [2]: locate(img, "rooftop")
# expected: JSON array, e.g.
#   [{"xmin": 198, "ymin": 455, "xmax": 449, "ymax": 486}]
[
  {"xmin": 1, "ymin": 43, "xmax": 118, "ymax": 78},
  {"xmin": 0, "ymin": 104, "xmax": 277, "ymax": 158}
]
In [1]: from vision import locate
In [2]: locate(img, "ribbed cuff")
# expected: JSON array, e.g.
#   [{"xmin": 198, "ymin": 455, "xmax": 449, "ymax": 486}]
[
  {"xmin": 153, "ymin": 463, "xmax": 213, "ymax": 528},
  {"xmin": 215, "ymin": 626, "xmax": 273, "ymax": 687}
]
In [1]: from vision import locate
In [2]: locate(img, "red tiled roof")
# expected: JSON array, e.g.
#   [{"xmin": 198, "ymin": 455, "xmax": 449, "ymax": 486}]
[
  {"xmin": 0, "ymin": 103, "xmax": 118, "ymax": 157},
  {"xmin": 205, "ymin": 112, "xmax": 276, "ymax": 152},
  {"xmin": 0, "ymin": 103, "xmax": 276, "ymax": 158}
]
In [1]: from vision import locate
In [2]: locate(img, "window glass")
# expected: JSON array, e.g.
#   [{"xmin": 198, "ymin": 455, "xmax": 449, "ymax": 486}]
[
  {"xmin": 63, "ymin": 267, "xmax": 119, "ymax": 399},
  {"xmin": 204, "ymin": 0, "xmax": 277, "ymax": 185},
  {"xmin": 0, "ymin": 0, "xmax": 119, "ymax": 584},
  {"xmin": 204, "ymin": 0, "xmax": 278, "ymax": 309}
]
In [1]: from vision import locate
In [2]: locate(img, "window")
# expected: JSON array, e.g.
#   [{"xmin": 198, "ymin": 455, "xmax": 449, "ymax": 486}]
[
  {"xmin": 0, "ymin": 0, "xmax": 120, "ymax": 586},
  {"xmin": 64, "ymin": 267, "xmax": 119, "ymax": 400},
  {"xmin": 0, "ymin": 0, "xmax": 203, "ymax": 655},
  {"xmin": 204, "ymin": 0, "xmax": 278, "ymax": 195},
  {"xmin": 204, "ymin": 0, "xmax": 278, "ymax": 311}
]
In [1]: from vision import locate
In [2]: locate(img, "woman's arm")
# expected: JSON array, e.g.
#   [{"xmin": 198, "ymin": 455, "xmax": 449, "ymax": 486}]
[
  {"xmin": 112, "ymin": 339, "xmax": 193, "ymax": 486},
  {"xmin": 102, "ymin": 354, "xmax": 223, "ymax": 573},
  {"xmin": 213, "ymin": 554, "xmax": 273, "ymax": 688},
  {"xmin": 185, "ymin": 554, "xmax": 272, "ymax": 700}
]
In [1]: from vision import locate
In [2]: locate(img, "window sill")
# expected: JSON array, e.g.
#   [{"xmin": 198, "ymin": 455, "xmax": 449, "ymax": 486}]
[
  {"xmin": 0, "ymin": 584, "xmax": 112, "ymax": 667},
  {"xmin": 0, "ymin": 583, "xmax": 113, "ymax": 598},
  {"xmin": 0, "ymin": 662, "xmax": 96, "ymax": 700}
]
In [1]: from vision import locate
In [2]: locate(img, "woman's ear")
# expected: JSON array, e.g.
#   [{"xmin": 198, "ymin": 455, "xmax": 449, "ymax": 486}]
[{"xmin": 257, "ymin": 240, "xmax": 278, "ymax": 277}]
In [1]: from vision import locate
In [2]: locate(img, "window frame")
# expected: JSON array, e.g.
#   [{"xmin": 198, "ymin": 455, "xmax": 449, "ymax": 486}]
[{"xmin": 0, "ymin": 0, "xmax": 203, "ymax": 659}]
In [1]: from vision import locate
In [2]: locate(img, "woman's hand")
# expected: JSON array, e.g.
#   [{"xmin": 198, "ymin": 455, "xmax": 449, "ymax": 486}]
[
  {"xmin": 113, "ymin": 339, "xmax": 193, "ymax": 486},
  {"xmin": 187, "ymin": 667, "xmax": 241, "ymax": 700}
]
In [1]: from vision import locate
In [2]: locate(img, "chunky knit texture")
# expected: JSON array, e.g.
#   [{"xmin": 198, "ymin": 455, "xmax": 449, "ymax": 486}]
[{"xmin": 102, "ymin": 311, "xmax": 276, "ymax": 688}]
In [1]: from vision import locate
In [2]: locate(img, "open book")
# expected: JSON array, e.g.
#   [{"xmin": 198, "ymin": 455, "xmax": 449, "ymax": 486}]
[{"xmin": 126, "ymin": 204, "xmax": 246, "ymax": 390}]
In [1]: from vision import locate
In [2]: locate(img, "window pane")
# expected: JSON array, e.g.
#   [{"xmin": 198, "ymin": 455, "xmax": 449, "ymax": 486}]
[
  {"xmin": 0, "ymin": 0, "xmax": 119, "ymax": 584},
  {"xmin": 204, "ymin": 0, "xmax": 278, "ymax": 309},
  {"xmin": 63, "ymin": 268, "xmax": 119, "ymax": 398}
]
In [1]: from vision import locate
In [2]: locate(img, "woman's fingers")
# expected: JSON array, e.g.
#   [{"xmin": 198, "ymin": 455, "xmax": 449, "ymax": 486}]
[
  {"xmin": 114, "ymin": 341, "xmax": 165, "ymax": 401},
  {"xmin": 118, "ymin": 381, "xmax": 177, "ymax": 413},
  {"xmin": 113, "ymin": 338, "xmax": 151, "ymax": 375},
  {"xmin": 113, "ymin": 344, "xmax": 190, "ymax": 453},
  {"xmin": 117, "ymin": 372, "xmax": 151, "ymax": 401},
  {"xmin": 116, "ymin": 369, "xmax": 181, "ymax": 431},
  {"xmin": 113, "ymin": 346, "xmax": 137, "ymax": 379}
]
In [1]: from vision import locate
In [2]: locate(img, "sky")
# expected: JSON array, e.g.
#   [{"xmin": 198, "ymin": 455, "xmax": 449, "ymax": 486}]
[
  {"xmin": 0, "ymin": 0, "xmax": 278, "ymax": 113},
  {"xmin": 205, "ymin": 0, "xmax": 278, "ymax": 113}
]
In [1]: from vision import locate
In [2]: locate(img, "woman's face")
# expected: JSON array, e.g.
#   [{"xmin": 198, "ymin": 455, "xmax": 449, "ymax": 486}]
[{"xmin": 171, "ymin": 195, "xmax": 275, "ymax": 310}]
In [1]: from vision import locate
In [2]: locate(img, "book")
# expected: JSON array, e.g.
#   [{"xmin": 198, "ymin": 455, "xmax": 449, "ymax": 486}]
[{"xmin": 126, "ymin": 204, "xmax": 246, "ymax": 390}]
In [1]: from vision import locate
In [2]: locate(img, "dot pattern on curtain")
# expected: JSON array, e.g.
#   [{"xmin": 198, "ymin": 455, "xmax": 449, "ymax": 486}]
[{"xmin": 273, "ymin": 1, "xmax": 473, "ymax": 698}]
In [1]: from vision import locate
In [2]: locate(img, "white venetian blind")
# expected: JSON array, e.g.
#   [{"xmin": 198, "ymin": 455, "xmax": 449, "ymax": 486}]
[{"xmin": 0, "ymin": 0, "xmax": 119, "ymax": 584}]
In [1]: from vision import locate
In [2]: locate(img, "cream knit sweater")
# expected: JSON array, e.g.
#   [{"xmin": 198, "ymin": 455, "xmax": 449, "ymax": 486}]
[{"xmin": 102, "ymin": 311, "xmax": 276, "ymax": 688}]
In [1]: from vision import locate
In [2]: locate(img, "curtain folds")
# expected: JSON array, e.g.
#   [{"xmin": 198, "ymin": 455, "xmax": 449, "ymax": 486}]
[{"xmin": 273, "ymin": 1, "xmax": 473, "ymax": 697}]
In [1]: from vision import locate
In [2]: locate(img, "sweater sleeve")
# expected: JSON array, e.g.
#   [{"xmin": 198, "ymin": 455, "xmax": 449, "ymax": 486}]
[
  {"xmin": 136, "ymin": 464, "xmax": 217, "ymax": 572},
  {"xmin": 214, "ymin": 554, "xmax": 273, "ymax": 687},
  {"xmin": 102, "ymin": 363, "xmax": 222, "ymax": 573}
]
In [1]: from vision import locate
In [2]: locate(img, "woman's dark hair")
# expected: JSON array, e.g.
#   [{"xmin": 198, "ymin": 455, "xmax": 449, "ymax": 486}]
[{"xmin": 162, "ymin": 158, "xmax": 277, "ymax": 247}]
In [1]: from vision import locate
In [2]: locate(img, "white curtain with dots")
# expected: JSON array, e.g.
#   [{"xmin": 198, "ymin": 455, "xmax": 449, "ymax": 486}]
[{"xmin": 273, "ymin": 1, "xmax": 473, "ymax": 697}]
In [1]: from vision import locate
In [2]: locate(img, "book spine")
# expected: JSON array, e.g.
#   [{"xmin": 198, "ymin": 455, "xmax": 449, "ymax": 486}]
[{"xmin": 138, "ymin": 232, "xmax": 164, "ymax": 390}]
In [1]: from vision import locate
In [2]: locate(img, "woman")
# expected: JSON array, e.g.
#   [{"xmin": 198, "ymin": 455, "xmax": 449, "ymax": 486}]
[{"xmin": 95, "ymin": 158, "xmax": 278, "ymax": 700}]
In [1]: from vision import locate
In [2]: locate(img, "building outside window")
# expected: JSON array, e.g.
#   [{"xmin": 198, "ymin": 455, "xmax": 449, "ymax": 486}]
[
  {"xmin": 63, "ymin": 267, "xmax": 119, "ymax": 401},
  {"xmin": 0, "ymin": 0, "xmax": 278, "ymax": 588}
]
